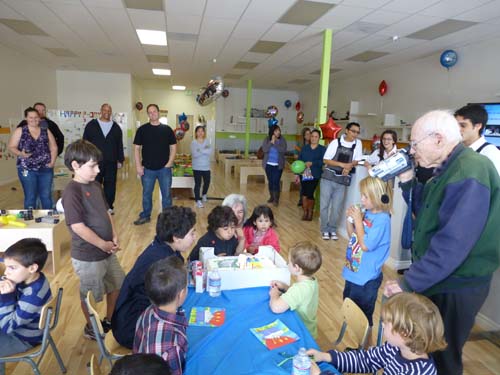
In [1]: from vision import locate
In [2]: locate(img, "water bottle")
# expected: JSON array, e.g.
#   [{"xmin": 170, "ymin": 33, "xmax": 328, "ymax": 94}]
[
  {"xmin": 368, "ymin": 146, "xmax": 413, "ymax": 182},
  {"xmin": 292, "ymin": 347, "xmax": 311, "ymax": 375},
  {"xmin": 207, "ymin": 269, "xmax": 221, "ymax": 297}
]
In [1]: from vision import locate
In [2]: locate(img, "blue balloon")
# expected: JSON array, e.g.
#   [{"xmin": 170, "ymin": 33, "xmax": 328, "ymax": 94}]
[
  {"xmin": 179, "ymin": 112, "xmax": 187, "ymax": 123},
  {"xmin": 268, "ymin": 117, "xmax": 278, "ymax": 127},
  {"xmin": 284, "ymin": 100, "xmax": 292, "ymax": 108},
  {"xmin": 440, "ymin": 50, "xmax": 458, "ymax": 69}
]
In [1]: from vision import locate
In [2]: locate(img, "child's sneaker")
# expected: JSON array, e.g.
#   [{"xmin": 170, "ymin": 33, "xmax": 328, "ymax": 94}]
[
  {"xmin": 202, "ymin": 194, "xmax": 208, "ymax": 202},
  {"xmin": 101, "ymin": 318, "xmax": 112, "ymax": 333},
  {"xmin": 196, "ymin": 200, "xmax": 204, "ymax": 208},
  {"xmin": 330, "ymin": 232, "xmax": 339, "ymax": 240},
  {"xmin": 83, "ymin": 324, "xmax": 97, "ymax": 341},
  {"xmin": 322, "ymin": 232, "xmax": 330, "ymax": 240}
]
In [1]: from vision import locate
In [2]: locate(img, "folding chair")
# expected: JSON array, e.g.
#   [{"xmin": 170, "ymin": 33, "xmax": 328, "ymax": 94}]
[
  {"xmin": 332, "ymin": 298, "xmax": 370, "ymax": 350},
  {"xmin": 85, "ymin": 291, "xmax": 131, "ymax": 367},
  {"xmin": 0, "ymin": 288, "xmax": 67, "ymax": 375},
  {"xmin": 89, "ymin": 354, "xmax": 103, "ymax": 375}
]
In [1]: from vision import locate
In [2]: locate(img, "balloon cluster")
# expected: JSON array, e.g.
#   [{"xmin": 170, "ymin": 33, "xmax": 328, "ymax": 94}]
[
  {"xmin": 175, "ymin": 112, "xmax": 190, "ymax": 141},
  {"xmin": 266, "ymin": 105, "xmax": 279, "ymax": 128},
  {"xmin": 196, "ymin": 78, "xmax": 224, "ymax": 106}
]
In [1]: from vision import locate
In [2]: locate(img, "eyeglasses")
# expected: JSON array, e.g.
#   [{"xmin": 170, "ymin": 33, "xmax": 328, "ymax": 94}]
[
  {"xmin": 409, "ymin": 132, "xmax": 435, "ymax": 150},
  {"xmin": 349, "ymin": 129, "xmax": 360, "ymax": 134}
]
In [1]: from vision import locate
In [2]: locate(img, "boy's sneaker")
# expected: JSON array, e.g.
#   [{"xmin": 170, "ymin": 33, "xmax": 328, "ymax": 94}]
[
  {"xmin": 330, "ymin": 232, "xmax": 339, "ymax": 240},
  {"xmin": 83, "ymin": 324, "xmax": 97, "ymax": 341},
  {"xmin": 133, "ymin": 216, "xmax": 150, "ymax": 225},
  {"xmin": 196, "ymin": 200, "xmax": 204, "ymax": 208},
  {"xmin": 101, "ymin": 318, "xmax": 112, "ymax": 333},
  {"xmin": 322, "ymin": 232, "xmax": 330, "ymax": 240},
  {"xmin": 202, "ymin": 194, "xmax": 208, "ymax": 202}
]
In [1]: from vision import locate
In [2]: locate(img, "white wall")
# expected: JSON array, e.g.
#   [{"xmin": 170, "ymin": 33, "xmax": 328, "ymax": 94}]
[
  {"xmin": 0, "ymin": 45, "xmax": 57, "ymax": 184},
  {"xmin": 299, "ymin": 36, "xmax": 500, "ymax": 329},
  {"xmin": 56, "ymin": 70, "xmax": 133, "ymax": 158}
]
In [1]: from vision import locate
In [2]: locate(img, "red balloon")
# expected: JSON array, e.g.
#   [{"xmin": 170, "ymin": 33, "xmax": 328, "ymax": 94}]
[
  {"xmin": 222, "ymin": 89, "xmax": 229, "ymax": 98},
  {"xmin": 296, "ymin": 111, "xmax": 304, "ymax": 124},
  {"xmin": 135, "ymin": 101, "xmax": 143, "ymax": 111},
  {"xmin": 378, "ymin": 80, "xmax": 387, "ymax": 96},
  {"xmin": 295, "ymin": 101, "xmax": 301, "ymax": 111},
  {"xmin": 320, "ymin": 117, "xmax": 342, "ymax": 141}
]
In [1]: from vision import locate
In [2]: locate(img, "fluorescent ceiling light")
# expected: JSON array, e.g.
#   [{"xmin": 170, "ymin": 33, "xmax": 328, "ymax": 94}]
[
  {"xmin": 136, "ymin": 29, "xmax": 167, "ymax": 46},
  {"xmin": 172, "ymin": 85, "xmax": 186, "ymax": 91},
  {"xmin": 152, "ymin": 68, "xmax": 171, "ymax": 76}
]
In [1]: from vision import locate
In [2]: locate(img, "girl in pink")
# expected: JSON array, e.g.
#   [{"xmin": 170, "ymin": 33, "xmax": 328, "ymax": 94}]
[{"xmin": 243, "ymin": 205, "xmax": 280, "ymax": 254}]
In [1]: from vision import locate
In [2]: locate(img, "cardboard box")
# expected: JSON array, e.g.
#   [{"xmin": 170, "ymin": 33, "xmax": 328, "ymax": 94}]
[{"xmin": 201, "ymin": 246, "xmax": 290, "ymax": 290}]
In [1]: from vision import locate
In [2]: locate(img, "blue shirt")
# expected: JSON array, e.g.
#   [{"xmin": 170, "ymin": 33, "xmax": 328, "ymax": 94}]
[
  {"xmin": 342, "ymin": 210, "xmax": 391, "ymax": 286},
  {"xmin": 267, "ymin": 145, "xmax": 279, "ymax": 165}
]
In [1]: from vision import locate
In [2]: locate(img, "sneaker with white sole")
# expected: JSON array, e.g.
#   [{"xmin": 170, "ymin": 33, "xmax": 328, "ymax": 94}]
[
  {"xmin": 83, "ymin": 324, "xmax": 97, "ymax": 341},
  {"xmin": 202, "ymin": 195, "xmax": 208, "ymax": 202},
  {"xmin": 322, "ymin": 232, "xmax": 330, "ymax": 240},
  {"xmin": 330, "ymin": 232, "xmax": 339, "ymax": 240},
  {"xmin": 196, "ymin": 200, "xmax": 204, "ymax": 208}
]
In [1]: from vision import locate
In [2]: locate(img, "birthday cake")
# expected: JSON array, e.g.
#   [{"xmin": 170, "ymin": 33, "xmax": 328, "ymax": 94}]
[{"xmin": 206, "ymin": 254, "xmax": 276, "ymax": 271}]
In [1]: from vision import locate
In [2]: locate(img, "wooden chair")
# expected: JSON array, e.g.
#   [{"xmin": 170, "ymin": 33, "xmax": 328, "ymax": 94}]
[
  {"xmin": 333, "ymin": 298, "xmax": 370, "ymax": 350},
  {"xmin": 89, "ymin": 354, "xmax": 103, "ymax": 375},
  {"xmin": 85, "ymin": 291, "xmax": 131, "ymax": 367},
  {"xmin": 0, "ymin": 262, "xmax": 5, "ymax": 277},
  {"xmin": 0, "ymin": 288, "xmax": 66, "ymax": 375}
]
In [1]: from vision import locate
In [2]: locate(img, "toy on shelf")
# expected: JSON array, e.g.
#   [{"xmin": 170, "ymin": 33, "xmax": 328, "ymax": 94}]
[{"xmin": 0, "ymin": 214, "xmax": 27, "ymax": 228}]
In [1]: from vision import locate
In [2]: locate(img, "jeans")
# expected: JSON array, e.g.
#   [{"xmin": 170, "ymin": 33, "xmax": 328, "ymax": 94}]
[
  {"xmin": 265, "ymin": 164, "xmax": 283, "ymax": 192},
  {"xmin": 95, "ymin": 160, "xmax": 118, "ymax": 209},
  {"xmin": 319, "ymin": 178, "xmax": 347, "ymax": 233},
  {"xmin": 343, "ymin": 273, "xmax": 383, "ymax": 326},
  {"xmin": 0, "ymin": 332, "xmax": 33, "ymax": 375},
  {"xmin": 140, "ymin": 167, "xmax": 172, "ymax": 219},
  {"xmin": 193, "ymin": 170, "xmax": 211, "ymax": 201},
  {"xmin": 17, "ymin": 167, "xmax": 54, "ymax": 209},
  {"xmin": 430, "ymin": 282, "xmax": 491, "ymax": 375}
]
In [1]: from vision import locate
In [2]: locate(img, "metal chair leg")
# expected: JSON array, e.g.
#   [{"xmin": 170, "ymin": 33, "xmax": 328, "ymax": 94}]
[{"xmin": 49, "ymin": 335, "xmax": 67, "ymax": 373}]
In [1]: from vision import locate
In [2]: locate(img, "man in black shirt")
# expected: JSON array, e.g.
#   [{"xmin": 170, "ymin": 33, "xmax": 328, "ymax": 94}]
[
  {"xmin": 83, "ymin": 103, "xmax": 125, "ymax": 214},
  {"xmin": 133, "ymin": 104, "xmax": 177, "ymax": 225}
]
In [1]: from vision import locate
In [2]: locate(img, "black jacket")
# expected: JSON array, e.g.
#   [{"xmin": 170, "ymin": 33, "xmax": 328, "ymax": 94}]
[
  {"xmin": 83, "ymin": 119, "xmax": 124, "ymax": 163},
  {"xmin": 17, "ymin": 118, "xmax": 65, "ymax": 156}
]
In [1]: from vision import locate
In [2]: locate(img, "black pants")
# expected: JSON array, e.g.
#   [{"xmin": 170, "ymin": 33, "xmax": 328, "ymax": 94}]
[
  {"xmin": 430, "ymin": 282, "xmax": 491, "ymax": 375},
  {"xmin": 95, "ymin": 160, "xmax": 118, "ymax": 209},
  {"xmin": 301, "ymin": 178, "xmax": 320, "ymax": 199},
  {"xmin": 193, "ymin": 170, "xmax": 211, "ymax": 201}
]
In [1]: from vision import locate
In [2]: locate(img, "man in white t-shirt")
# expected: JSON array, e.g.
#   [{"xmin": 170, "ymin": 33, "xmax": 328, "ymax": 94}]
[
  {"xmin": 455, "ymin": 104, "xmax": 500, "ymax": 175},
  {"xmin": 320, "ymin": 122, "xmax": 363, "ymax": 240}
]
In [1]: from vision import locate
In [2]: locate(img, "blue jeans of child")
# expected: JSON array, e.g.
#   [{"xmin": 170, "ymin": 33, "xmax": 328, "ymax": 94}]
[
  {"xmin": 343, "ymin": 273, "xmax": 383, "ymax": 326},
  {"xmin": 17, "ymin": 167, "xmax": 54, "ymax": 209},
  {"xmin": 265, "ymin": 164, "xmax": 283, "ymax": 192},
  {"xmin": 0, "ymin": 332, "xmax": 33, "ymax": 375},
  {"xmin": 140, "ymin": 167, "xmax": 172, "ymax": 219}
]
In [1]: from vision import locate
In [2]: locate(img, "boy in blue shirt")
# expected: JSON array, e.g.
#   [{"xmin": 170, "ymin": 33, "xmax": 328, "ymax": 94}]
[{"xmin": 0, "ymin": 238, "xmax": 52, "ymax": 375}]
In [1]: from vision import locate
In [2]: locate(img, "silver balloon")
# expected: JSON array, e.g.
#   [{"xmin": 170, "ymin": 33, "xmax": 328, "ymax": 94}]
[{"xmin": 196, "ymin": 78, "xmax": 224, "ymax": 106}]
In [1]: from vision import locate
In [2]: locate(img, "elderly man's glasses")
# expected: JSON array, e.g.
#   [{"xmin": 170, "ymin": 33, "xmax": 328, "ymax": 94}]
[{"xmin": 409, "ymin": 133, "xmax": 435, "ymax": 149}]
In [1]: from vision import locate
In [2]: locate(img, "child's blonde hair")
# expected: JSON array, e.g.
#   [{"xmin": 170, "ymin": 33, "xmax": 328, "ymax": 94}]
[
  {"xmin": 289, "ymin": 241, "xmax": 322, "ymax": 276},
  {"xmin": 359, "ymin": 176, "xmax": 392, "ymax": 212},
  {"xmin": 382, "ymin": 292, "xmax": 447, "ymax": 354}
]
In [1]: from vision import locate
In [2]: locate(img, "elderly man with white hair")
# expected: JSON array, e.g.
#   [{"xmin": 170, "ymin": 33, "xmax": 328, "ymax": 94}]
[{"xmin": 385, "ymin": 110, "xmax": 500, "ymax": 375}]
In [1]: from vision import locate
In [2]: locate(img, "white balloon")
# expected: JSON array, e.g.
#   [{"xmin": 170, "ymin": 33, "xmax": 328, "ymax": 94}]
[{"xmin": 56, "ymin": 198, "xmax": 64, "ymax": 213}]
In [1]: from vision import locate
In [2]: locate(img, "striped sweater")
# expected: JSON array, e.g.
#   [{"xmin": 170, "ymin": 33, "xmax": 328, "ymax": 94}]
[
  {"xmin": 321, "ymin": 343, "xmax": 437, "ymax": 375},
  {"xmin": 0, "ymin": 273, "xmax": 52, "ymax": 345}
]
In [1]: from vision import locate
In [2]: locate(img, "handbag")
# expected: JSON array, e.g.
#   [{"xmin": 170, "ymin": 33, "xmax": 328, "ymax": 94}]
[
  {"xmin": 256, "ymin": 147, "xmax": 264, "ymax": 160},
  {"xmin": 321, "ymin": 168, "xmax": 352, "ymax": 186}
]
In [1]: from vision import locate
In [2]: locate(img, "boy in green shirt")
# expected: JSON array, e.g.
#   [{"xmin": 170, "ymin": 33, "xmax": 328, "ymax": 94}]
[{"xmin": 269, "ymin": 241, "xmax": 322, "ymax": 338}]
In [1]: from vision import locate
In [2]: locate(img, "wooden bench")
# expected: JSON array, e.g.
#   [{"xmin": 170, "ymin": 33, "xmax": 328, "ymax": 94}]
[
  {"xmin": 281, "ymin": 172, "xmax": 296, "ymax": 192},
  {"xmin": 240, "ymin": 166, "xmax": 267, "ymax": 185}
]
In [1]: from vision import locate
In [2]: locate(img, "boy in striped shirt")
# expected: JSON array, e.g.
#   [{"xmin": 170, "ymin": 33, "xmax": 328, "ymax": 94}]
[
  {"xmin": 0, "ymin": 238, "xmax": 52, "ymax": 375},
  {"xmin": 307, "ymin": 293, "xmax": 447, "ymax": 375}
]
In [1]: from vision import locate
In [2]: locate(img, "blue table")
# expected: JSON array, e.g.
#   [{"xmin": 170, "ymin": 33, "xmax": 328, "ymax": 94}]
[{"xmin": 183, "ymin": 286, "xmax": 340, "ymax": 375}]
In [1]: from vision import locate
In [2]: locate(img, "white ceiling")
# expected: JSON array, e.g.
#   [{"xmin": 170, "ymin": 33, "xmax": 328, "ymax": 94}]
[{"xmin": 1, "ymin": 0, "xmax": 500, "ymax": 91}]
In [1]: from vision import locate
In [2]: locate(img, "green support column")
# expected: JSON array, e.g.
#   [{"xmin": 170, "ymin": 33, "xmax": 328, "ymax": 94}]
[
  {"xmin": 317, "ymin": 29, "xmax": 332, "ymax": 126},
  {"xmin": 245, "ymin": 79, "xmax": 252, "ymax": 157}
]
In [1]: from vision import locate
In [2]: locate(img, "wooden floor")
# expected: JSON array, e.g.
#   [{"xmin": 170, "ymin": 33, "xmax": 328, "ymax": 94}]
[{"xmin": 1, "ymin": 163, "xmax": 499, "ymax": 375}]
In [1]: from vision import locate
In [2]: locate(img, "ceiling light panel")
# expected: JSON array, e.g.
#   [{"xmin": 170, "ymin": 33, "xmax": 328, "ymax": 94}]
[
  {"xmin": 224, "ymin": 73, "xmax": 244, "ymax": 80},
  {"xmin": 278, "ymin": 0, "xmax": 336, "ymax": 26},
  {"xmin": 172, "ymin": 85, "xmax": 186, "ymax": 90},
  {"xmin": 242, "ymin": 52, "xmax": 272, "ymax": 63},
  {"xmin": 136, "ymin": 29, "xmax": 167, "ymax": 45},
  {"xmin": 152, "ymin": 68, "xmax": 171, "ymax": 75},
  {"xmin": 234, "ymin": 61, "xmax": 259, "ymax": 69},
  {"xmin": 124, "ymin": 0, "xmax": 163, "ymax": 11},
  {"xmin": 0, "ymin": 19, "xmax": 48, "ymax": 36},
  {"xmin": 347, "ymin": 50, "xmax": 389, "ymax": 62},
  {"xmin": 250, "ymin": 41, "xmax": 286, "ymax": 54},
  {"xmin": 146, "ymin": 55, "xmax": 169, "ymax": 63},
  {"xmin": 406, "ymin": 19, "xmax": 477, "ymax": 40}
]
